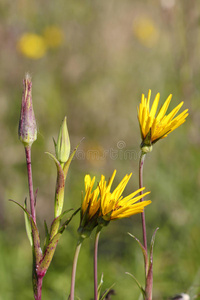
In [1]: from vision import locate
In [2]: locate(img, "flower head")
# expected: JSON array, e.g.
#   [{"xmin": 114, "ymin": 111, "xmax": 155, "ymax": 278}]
[
  {"xmin": 43, "ymin": 26, "xmax": 64, "ymax": 48},
  {"xmin": 98, "ymin": 170, "xmax": 151, "ymax": 223},
  {"xmin": 18, "ymin": 74, "xmax": 37, "ymax": 147},
  {"xmin": 138, "ymin": 90, "xmax": 189, "ymax": 152},
  {"xmin": 78, "ymin": 170, "xmax": 151, "ymax": 238},
  {"xmin": 133, "ymin": 17, "xmax": 159, "ymax": 48},
  {"xmin": 17, "ymin": 33, "xmax": 47, "ymax": 59}
]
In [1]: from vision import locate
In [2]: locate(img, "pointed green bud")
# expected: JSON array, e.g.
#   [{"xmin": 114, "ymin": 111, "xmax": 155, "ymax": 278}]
[
  {"xmin": 55, "ymin": 116, "xmax": 70, "ymax": 164},
  {"xmin": 18, "ymin": 74, "xmax": 37, "ymax": 147}
]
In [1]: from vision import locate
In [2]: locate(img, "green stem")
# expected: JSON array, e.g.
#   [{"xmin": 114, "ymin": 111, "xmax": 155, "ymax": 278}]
[
  {"xmin": 94, "ymin": 230, "xmax": 101, "ymax": 300},
  {"xmin": 69, "ymin": 241, "xmax": 82, "ymax": 300}
]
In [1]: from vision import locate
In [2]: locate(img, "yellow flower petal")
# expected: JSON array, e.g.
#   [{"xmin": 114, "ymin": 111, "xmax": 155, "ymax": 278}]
[{"xmin": 138, "ymin": 90, "xmax": 188, "ymax": 146}]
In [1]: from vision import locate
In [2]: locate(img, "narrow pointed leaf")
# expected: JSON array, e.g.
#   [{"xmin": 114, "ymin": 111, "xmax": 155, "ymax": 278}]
[
  {"xmin": 43, "ymin": 220, "xmax": 50, "ymax": 253},
  {"xmin": 149, "ymin": 227, "xmax": 159, "ymax": 264},
  {"xmin": 125, "ymin": 272, "xmax": 146, "ymax": 298},
  {"xmin": 58, "ymin": 207, "xmax": 80, "ymax": 234},
  {"xmin": 128, "ymin": 232, "xmax": 148, "ymax": 275},
  {"xmin": 146, "ymin": 228, "xmax": 159, "ymax": 300},
  {"xmin": 98, "ymin": 273, "xmax": 104, "ymax": 300},
  {"xmin": 63, "ymin": 141, "xmax": 82, "ymax": 180},
  {"xmin": 9, "ymin": 199, "xmax": 42, "ymax": 264},
  {"xmin": 49, "ymin": 208, "xmax": 74, "ymax": 240},
  {"xmin": 100, "ymin": 284, "xmax": 115, "ymax": 300},
  {"xmin": 24, "ymin": 198, "xmax": 33, "ymax": 246},
  {"xmin": 53, "ymin": 137, "xmax": 57, "ymax": 151}
]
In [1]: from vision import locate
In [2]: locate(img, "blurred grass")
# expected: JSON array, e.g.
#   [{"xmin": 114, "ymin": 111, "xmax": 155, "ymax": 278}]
[{"xmin": 0, "ymin": 0, "xmax": 200, "ymax": 299}]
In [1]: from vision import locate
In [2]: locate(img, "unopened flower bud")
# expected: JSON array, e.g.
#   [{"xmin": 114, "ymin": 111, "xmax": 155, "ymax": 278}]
[
  {"xmin": 55, "ymin": 116, "xmax": 70, "ymax": 163},
  {"xmin": 18, "ymin": 74, "xmax": 37, "ymax": 147}
]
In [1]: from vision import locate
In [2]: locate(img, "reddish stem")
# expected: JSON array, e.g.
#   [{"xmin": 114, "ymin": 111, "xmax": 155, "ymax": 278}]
[
  {"xmin": 69, "ymin": 242, "xmax": 82, "ymax": 300},
  {"xmin": 25, "ymin": 146, "xmax": 36, "ymax": 223},
  {"xmin": 34, "ymin": 276, "xmax": 44, "ymax": 300},
  {"xmin": 139, "ymin": 153, "xmax": 147, "ymax": 254},
  {"xmin": 94, "ymin": 230, "xmax": 101, "ymax": 300}
]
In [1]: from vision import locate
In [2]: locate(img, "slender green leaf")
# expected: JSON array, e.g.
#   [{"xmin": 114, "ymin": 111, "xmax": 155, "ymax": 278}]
[
  {"xmin": 146, "ymin": 228, "xmax": 159, "ymax": 300},
  {"xmin": 126, "ymin": 272, "xmax": 146, "ymax": 298},
  {"xmin": 98, "ymin": 273, "xmax": 104, "ymax": 300},
  {"xmin": 100, "ymin": 284, "xmax": 115, "ymax": 300},
  {"xmin": 149, "ymin": 227, "xmax": 159, "ymax": 264},
  {"xmin": 128, "ymin": 232, "xmax": 148, "ymax": 274},
  {"xmin": 43, "ymin": 220, "xmax": 50, "ymax": 253},
  {"xmin": 24, "ymin": 198, "xmax": 33, "ymax": 246},
  {"xmin": 49, "ymin": 208, "xmax": 74, "ymax": 240},
  {"xmin": 9, "ymin": 199, "xmax": 42, "ymax": 264},
  {"xmin": 63, "ymin": 141, "xmax": 82, "ymax": 180},
  {"xmin": 58, "ymin": 207, "xmax": 80, "ymax": 234}
]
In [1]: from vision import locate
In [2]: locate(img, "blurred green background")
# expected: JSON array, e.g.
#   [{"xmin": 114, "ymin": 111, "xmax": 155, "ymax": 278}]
[{"xmin": 0, "ymin": 0, "xmax": 200, "ymax": 299}]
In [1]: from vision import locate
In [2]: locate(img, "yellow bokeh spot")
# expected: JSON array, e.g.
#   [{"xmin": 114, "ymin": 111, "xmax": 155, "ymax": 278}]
[
  {"xmin": 133, "ymin": 17, "xmax": 159, "ymax": 48},
  {"xmin": 17, "ymin": 33, "xmax": 47, "ymax": 59},
  {"xmin": 43, "ymin": 26, "xmax": 64, "ymax": 48}
]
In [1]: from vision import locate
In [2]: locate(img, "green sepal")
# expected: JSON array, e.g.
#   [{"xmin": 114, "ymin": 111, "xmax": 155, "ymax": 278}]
[
  {"xmin": 140, "ymin": 129, "xmax": 153, "ymax": 153},
  {"xmin": 24, "ymin": 198, "xmax": 33, "ymax": 246},
  {"xmin": 125, "ymin": 272, "xmax": 146, "ymax": 298},
  {"xmin": 9, "ymin": 199, "xmax": 42, "ymax": 265},
  {"xmin": 63, "ymin": 141, "xmax": 81, "ymax": 180},
  {"xmin": 97, "ymin": 214, "xmax": 111, "ymax": 227},
  {"xmin": 128, "ymin": 232, "xmax": 148, "ymax": 275},
  {"xmin": 78, "ymin": 203, "xmax": 100, "ymax": 239}
]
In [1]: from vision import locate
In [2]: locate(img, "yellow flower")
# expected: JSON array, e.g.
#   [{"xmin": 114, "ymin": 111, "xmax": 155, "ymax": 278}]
[
  {"xmin": 78, "ymin": 170, "xmax": 151, "ymax": 237},
  {"xmin": 98, "ymin": 170, "xmax": 151, "ymax": 221},
  {"xmin": 17, "ymin": 33, "xmax": 47, "ymax": 59},
  {"xmin": 78, "ymin": 174, "xmax": 101, "ymax": 238},
  {"xmin": 133, "ymin": 17, "xmax": 159, "ymax": 48},
  {"xmin": 43, "ymin": 26, "xmax": 64, "ymax": 48},
  {"xmin": 138, "ymin": 90, "xmax": 189, "ymax": 150},
  {"xmin": 82, "ymin": 174, "xmax": 101, "ymax": 219}
]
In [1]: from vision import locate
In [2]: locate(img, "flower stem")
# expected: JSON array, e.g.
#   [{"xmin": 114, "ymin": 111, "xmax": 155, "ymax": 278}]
[
  {"xmin": 69, "ymin": 241, "xmax": 82, "ymax": 300},
  {"xmin": 25, "ymin": 146, "xmax": 36, "ymax": 223},
  {"xmin": 94, "ymin": 230, "xmax": 101, "ymax": 300},
  {"xmin": 34, "ymin": 276, "xmax": 43, "ymax": 300},
  {"xmin": 139, "ymin": 153, "xmax": 147, "ymax": 252}
]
